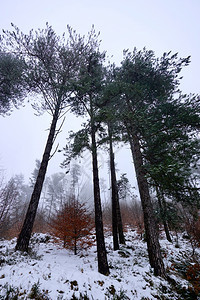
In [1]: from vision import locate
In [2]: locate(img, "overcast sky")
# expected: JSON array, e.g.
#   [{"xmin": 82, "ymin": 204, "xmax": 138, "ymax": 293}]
[{"xmin": 0, "ymin": 0, "xmax": 200, "ymax": 189}]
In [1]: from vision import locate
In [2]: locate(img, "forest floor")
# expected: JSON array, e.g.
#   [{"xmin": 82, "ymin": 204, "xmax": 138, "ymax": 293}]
[{"xmin": 0, "ymin": 228, "xmax": 200, "ymax": 299}]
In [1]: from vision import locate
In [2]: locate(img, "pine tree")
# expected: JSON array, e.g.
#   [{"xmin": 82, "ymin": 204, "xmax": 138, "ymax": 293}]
[
  {"xmin": 0, "ymin": 48, "xmax": 26, "ymax": 115},
  {"xmin": 3, "ymin": 24, "xmax": 87, "ymax": 252},
  {"xmin": 114, "ymin": 48, "xmax": 200, "ymax": 277},
  {"xmin": 63, "ymin": 34, "xmax": 110, "ymax": 275}
]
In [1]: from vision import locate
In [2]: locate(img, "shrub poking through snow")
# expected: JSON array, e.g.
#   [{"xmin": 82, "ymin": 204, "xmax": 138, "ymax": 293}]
[{"xmin": 28, "ymin": 280, "xmax": 49, "ymax": 299}]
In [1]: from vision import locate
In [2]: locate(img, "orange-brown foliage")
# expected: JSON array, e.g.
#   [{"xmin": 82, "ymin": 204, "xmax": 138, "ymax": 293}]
[
  {"xmin": 50, "ymin": 199, "xmax": 95, "ymax": 254},
  {"xmin": 184, "ymin": 214, "xmax": 200, "ymax": 254},
  {"xmin": 186, "ymin": 263, "xmax": 200, "ymax": 296},
  {"xmin": 193, "ymin": 217, "xmax": 200, "ymax": 247}
]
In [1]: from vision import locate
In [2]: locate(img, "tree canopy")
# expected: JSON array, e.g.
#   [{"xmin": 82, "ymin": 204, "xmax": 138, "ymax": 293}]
[
  {"xmin": 0, "ymin": 49, "xmax": 26, "ymax": 115},
  {"xmin": 1, "ymin": 24, "xmax": 200, "ymax": 278}
]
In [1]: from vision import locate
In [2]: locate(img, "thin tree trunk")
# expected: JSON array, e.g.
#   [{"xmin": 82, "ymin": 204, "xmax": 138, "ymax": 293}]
[
  {"xmin": 91, "ymin": 122, "xmax": 109, "ymax": 275},
  {"xmin": 108, "ymin": 123, "xmax": 119, "ymax": 250},
  {"xmin": 15, "ymin": 105, "xmax": 60, "ymax": 252},
  {"xmin": 156, "ymin": 187, "xmax": 172, "ymax": 243},
  {"xmin": 126, "ymin": 124, "xmax": 166, "ymax": 277},
  {"xmin": 116, "ymin": 196, "xmax": 126, "ymax": 244},
  {"xmin": 163, "ymin": 219, "xmax": 172, "ymax": 243},
  {"xmin": 74, "ymin": 230, "xmax": 77, "ymax": 255},
  {"xmin": 108, "ymin": 123, "xmax": 125, "ymax": 247}
]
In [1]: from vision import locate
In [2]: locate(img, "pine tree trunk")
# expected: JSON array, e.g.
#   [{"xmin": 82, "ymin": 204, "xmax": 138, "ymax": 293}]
[
  {"xmin": 116, "ymin": 196, "xmax": 126, "ymax": 244},
  {"xmin": 91, "ymin": 122, "xmax": 109, "ymax": 275},
  {"xmin": 15, "ymin": 105, "xmax": 60, "ymax": 252},
  {"xmin": 108, "ymin": 123, "xmax": 125, "ymax": 247},
  {"xmin": 163, "ymin": 221, "xmax": 172, "ymax": 243},
  {"xmin": 127, "ymin": 125, "xmax": 166, "ymax": 278},
  {"xmin": 156, "ymin": 188, "xmax": 172, "ymax": 243},
  {"xmin": 74, "ymin": 232, "xmax": 77, "ymax": 255},
  {"xmin": 108, "ymin": 123, "xmax": 119, "ymax": 250}
]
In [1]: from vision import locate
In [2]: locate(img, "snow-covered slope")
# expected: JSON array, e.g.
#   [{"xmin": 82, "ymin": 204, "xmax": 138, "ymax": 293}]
[{"xmin": 0, "ymin": 229, "xmax": 199, "ymax": 299}]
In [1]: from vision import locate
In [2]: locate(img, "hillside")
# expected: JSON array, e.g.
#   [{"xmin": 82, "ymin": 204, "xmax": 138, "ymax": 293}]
[{"xmin": 0, "ymin": 229, "xmax": 200, "ymax": 299}]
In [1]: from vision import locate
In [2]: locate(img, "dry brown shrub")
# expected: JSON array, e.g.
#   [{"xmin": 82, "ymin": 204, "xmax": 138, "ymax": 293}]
[{"xmin": 49, "ymin": 199, "xmax": 95, "ymax": 254}]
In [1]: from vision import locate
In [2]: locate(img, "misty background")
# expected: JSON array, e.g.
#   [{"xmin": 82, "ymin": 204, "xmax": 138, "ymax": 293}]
[{"xmin": 0, "ymin": 0, "xmax": 199, "ymax": 197}]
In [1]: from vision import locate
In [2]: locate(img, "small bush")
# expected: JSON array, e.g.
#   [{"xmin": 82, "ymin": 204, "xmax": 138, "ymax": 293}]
[
  {"xmin": 28, "ymin": 281, "xmax": 49, "ymax": 299},
  {"xmin": 0, "ymin": 283, "xmax": 20, "ymax": 300},
  {"xmin": 50, "ymin": 199, "xmax": 95, "ymax": 255}
]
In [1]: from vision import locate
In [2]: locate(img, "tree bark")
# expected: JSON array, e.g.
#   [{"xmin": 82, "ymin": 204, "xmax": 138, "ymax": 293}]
[
  {"xmin": 15, "ymin": 105, "xmax": 60, "ymax": 252},
  {"xmin": 108, "ymin": 123, "xmax": 125, "ymax": 248},
  {"xmin": 163, "ymin": 219, "xmax": 172, "ymax": 243},
  {"xmin": 116, "ymin": 195, "xmax": 126, "ymax": 245},
  {"xmin": 108, "ymin": 123, "xmax": 119, "ymax": 250},
  {"xmin": 127, "ymin": 124, "xmax": 166, "ymax": 277},
  {"xmin": 74, "ymin": 231, "xmax": 77, "ymax": 255},
  {"xmin": 156, "ymin": 187, "xmax": 172, "ymax": 243},
  {"xmin": 91, "ymin": 121, "xmax": 109, "ymax": 275}
]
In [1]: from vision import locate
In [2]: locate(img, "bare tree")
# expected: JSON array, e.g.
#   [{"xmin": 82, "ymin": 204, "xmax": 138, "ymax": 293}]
[{"xmin": 0, "ymin": 176, "xmax": 19, "ymax": 237}]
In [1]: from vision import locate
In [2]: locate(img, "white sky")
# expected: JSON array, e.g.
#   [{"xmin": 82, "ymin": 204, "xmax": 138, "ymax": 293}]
[{"xmin": 0, "ymin": 0, "xmax": 200, "ymax": 188}]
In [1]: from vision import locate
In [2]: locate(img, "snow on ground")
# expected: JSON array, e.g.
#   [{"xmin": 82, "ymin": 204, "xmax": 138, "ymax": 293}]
[{"xmin": 0, "ymin": 229, "xmax": 200, "ymax": 299}]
